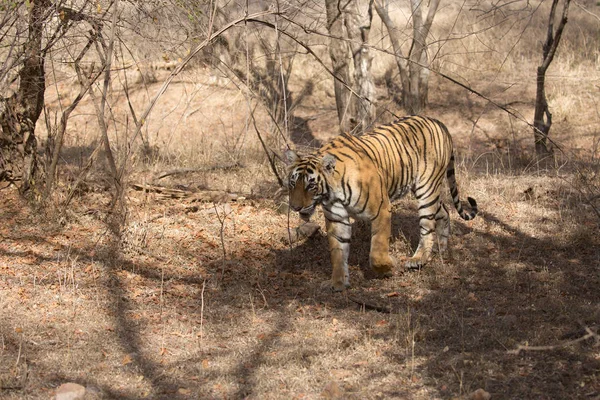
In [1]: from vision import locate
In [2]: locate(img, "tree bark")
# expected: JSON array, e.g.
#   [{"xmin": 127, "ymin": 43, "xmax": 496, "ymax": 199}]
[
  {"xmin": 406, "ymin": 0, "xmax": 439, "ymax": 114},
  {"xmin": 375, "ymin": 0, "xmax": 439, "ymax": 115},
  {"xmin": 0, "ymin": 0, "xmax": 50, "ymax": 195},
  {"xmin": 325, "ymin": 0, "xmax": 353, "ymax": 132},
  {"xmin": 373, "ymin": 0, "xmax": 410, "ymax": 103},
  {"xmin": 345, "ymin": 0, "xmax": 376, "ymax": 133},
  {"xmin": 533, "ymin": 0, "xmax": 570, "ymax": 158},
  {"xmin": 533, "ymin": 66, "xmax": 552, "ymax": 156}
]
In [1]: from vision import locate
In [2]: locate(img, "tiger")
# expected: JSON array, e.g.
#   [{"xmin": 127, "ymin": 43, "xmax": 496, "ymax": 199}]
[{"xmin": 284, "ymin": 115, "xmax": 477, "ymax": 291}]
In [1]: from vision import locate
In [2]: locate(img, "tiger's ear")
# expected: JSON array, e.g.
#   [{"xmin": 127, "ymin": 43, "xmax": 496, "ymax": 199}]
[
  {"xmin": 322, "ymin": 154, "xmax": 336, "ymax": 173},
  {"xmin": 284, "ymin": 150, "xmax": 299, "ymax": 165}
]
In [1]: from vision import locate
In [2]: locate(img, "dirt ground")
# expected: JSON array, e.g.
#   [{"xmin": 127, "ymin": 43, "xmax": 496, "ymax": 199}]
[{"xmin": 1, "ymin": 147, "xmax": 599, "ymax": 399}]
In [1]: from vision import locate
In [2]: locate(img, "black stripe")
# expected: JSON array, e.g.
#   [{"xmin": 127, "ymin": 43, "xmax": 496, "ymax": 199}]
[
  {"xmin": 357, "ymin": 189, "xmax": 370, "ymax": 214},
  {"xmin": 331, "ymin": 234, "xmax": 351, "ymax": 244},
  {"xmin": 370, "ymin": 194, "xmax": 385, "ymax": 221},
  {"xmin": 325, "ymin": 216, "xmax": 352, "ymax": 226},
  {"xmin": 419, "ymin": 195, "xmax": 440, "ymax": 210}
]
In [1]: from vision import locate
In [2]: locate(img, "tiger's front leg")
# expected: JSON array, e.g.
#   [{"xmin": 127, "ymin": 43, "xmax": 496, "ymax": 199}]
[
  {"xmin": 368, "ymin": 197, "xmax": 394, "ymax": 277},
  {"xmin": 324, "ymin": 206, "xmax": 352, "ymax": 291}
]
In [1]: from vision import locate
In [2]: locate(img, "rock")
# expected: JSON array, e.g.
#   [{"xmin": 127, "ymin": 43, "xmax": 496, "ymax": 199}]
[
  {"xmin": 468, "ymin": 388, "xmax": 491, "ymax": 400},
  {"xmin": 55, "ymin": 382, "xmax": 86, "ymax": 400},
  {"xmin": 321, "ymin": 380, "xmax": 344, "ymax": 399}
]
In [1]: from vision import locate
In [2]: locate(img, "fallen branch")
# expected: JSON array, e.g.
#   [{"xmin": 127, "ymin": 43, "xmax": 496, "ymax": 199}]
[
  {"xmin": 508, "ymin": 326, "xmax": 599, "ymax": 355},
  {"xmin": 347, "ymin": 296, "xmax": 391, "ymax": 313},
  {"xmin": 130, "ymin": 183, "xmax": 243, "ymax": 203},
  {"xmin": 131, "ymin": 183, "xmax": 189, "ymax": 198},
  {"xmin": 154, "ymin": 163, "xmax": 242, "ymax": 180}
]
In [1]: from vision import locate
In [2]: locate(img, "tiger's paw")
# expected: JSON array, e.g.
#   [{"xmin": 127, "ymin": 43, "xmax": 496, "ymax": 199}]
[
  {"xmin": 371, "ymin": 264, "xmax": 394, "ymax": 278},
  {"xmin": 371, "ymin": 256, "xmax": 395, "ymax": 278},
  {"xmin": 320, "ymin": 279, "xmax": 350, "ymax": 292}
]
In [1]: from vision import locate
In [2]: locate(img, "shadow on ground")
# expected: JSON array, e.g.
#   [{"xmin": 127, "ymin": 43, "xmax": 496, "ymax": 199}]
[{"xmin": 1, "ymin": 182, "xmax": 599, "ymax": 399}]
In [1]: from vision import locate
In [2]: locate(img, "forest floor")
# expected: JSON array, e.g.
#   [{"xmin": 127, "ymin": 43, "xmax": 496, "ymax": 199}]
[
  {"xmin": 1, "ymin": 156, "xmax": 599, "ymax": 399},
  {"xmin": 1, "ymin": 67, "xmax": 600, "ymax": 399}
]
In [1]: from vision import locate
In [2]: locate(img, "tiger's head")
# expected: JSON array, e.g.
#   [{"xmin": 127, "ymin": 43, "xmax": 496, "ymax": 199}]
[{"xmin": 284, "ymin": 150, "xmax": 336, "ymax": 221}]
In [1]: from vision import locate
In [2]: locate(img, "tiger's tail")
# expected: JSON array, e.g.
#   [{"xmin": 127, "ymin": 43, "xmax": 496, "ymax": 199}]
[{"xmin": 446, "ymin": 153, "xmax": 478, "ymax": 221}]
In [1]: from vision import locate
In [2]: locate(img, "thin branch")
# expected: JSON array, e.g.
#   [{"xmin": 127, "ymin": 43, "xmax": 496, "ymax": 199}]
[
  {"xmin": 62, "ymin": 140, "xmax": 103, "ymax": 208},
  {"xmin": 213, "ymin": 203, "xmax": 230, "ymax": 282},
  {"xmin": 250, "ymin": 104, "xmax": 284, "ymax": 187},
  {"xmin": 213, "ymin": 58, "xmax": 290, "ymax": 149},
  {"xmin": 45, "ymin": 31, "xmax": 103, "ymax": 199},
  {"xmin": 574, "ymin": 1, "xmax": 600, "ymax": 22},
  {"xmin": 541, "ymin": 0, "xmax": 571, "ymax": 71},
  {"xmin": 508, "ymin": 327, "xmax": 598, "ymax": 355},
  {"xmin": 347, "ymin": 296, "xmax": 391, "ymax": 313},
  {"xmin": 99, "ymin": 0, "xmax": 119, "ymax": 181}
]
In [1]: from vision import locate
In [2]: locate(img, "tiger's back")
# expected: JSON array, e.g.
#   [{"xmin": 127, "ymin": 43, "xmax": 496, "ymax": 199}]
[{"xmin": 318, "ymin": 115, "xmax": 455, "ymax": 207}]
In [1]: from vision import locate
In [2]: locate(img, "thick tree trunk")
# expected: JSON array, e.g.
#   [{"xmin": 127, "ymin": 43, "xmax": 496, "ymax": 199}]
[
  {"xmin": 325, "ymin": 0, "xmax": 352, "ymax": 133},
  {"xmin": 0, "ymin": 0, "xmax": 49, "ymax": 195},
  {"xmin": 345, "ymin": 0, "xmax": 376, "ymax": 133}
]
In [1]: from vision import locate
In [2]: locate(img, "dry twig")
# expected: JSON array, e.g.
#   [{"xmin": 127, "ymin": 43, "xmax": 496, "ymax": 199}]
[
  {"xmin": 347, "ymin": 296, "xmax": 391, "ymax": 313},
  {"xmin": 508, "ymin": 326, "xmax": 599, "ymax": 355}
]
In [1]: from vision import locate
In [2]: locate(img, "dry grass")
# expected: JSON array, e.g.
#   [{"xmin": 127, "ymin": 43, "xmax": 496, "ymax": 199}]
[
  {"xmin": 2, "ymin": 1, "xmax": 600, "ymax": 399},
  {"xmin": 1, "ymin": 151, "xmax": 599, "ymax": 399}
]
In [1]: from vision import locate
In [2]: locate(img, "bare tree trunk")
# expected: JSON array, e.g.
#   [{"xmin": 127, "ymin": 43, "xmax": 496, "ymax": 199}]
[
  {"xmin": 375, "ymin": 0, "xmax": 439, "ymax": 115},
  {"xmin": 373, "ymin": 0, "xmax": 410, "ymax": 102},
  {"xmin": 0, "ymin": 0, "xmax": 49, "ymax": 195},
  {"xmin": 18, "ymin": 0, "xmax": 48, "ymax": 194},
  {"xmin": 406, "ymin": 0, "xmax": 439, "ymax": 114},
  {"xmin": 325, "ymin": 0, "xmax": 352, "ymax": 132},
  {"xmin": 534, "ymin": 68, "xmax": 552, "ymax": 156},
  {"xmin": 534, "ymin": 0, "xmax": 570, "ymax": 158},
  {"xmin": 89, "ymin": 0, "xmax": 122, "ymax": 207},
  {"xmin": 345, "ymin": 0, "xmax": 376, "ymax": 133}
]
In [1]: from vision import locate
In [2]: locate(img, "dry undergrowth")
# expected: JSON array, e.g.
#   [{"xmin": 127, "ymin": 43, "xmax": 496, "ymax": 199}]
[{"xmin": 1, "ymin": 143, "xmax": 599, "ymax": 399}]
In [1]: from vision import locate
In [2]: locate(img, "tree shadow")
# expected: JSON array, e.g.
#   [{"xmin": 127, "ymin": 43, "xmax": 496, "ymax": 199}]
[
  {"xmin": 2, "ymin": 178, "xmax": 599, "ymax": 398},
  {"xmin": 272, "ymin": 196, "xmax": 600, "ymax": 398},
  {"xmin": 289, "ymin": 115, "xmax": 321, "ymax": 149},
  {"xmin": 395, "ymin": 210, "xmax": 600, "ymax": 398}
]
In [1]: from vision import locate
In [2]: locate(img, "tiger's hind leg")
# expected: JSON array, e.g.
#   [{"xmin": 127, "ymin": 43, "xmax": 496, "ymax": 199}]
[
  {"xmin": 405, "ymin": 191, "xmax": 442, "ymax": 270},
  {"xmin": 434, "ymin": 203, "xmax": 450, "ymax": 255}
]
